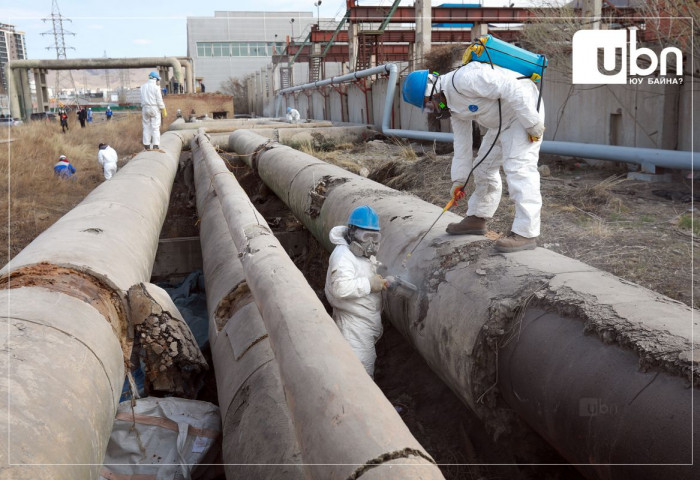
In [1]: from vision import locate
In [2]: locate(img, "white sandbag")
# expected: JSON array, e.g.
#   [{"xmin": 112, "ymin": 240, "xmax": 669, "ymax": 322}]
[{"xmin": 100, "ymin": 397, "xmax": 220, "ymax": 480}]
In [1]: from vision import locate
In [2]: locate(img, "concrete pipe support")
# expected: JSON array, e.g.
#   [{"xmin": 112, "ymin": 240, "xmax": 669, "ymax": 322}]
[
  {"xmin": 0, "ymin": 133, "xmax": 184, "ymax": 479},
  {"xmin": 228, "ymin": 129, "xmax": 698, "ymax": 480},
  {"xmin": 192, "ymin": 132, "xmax": 444, "ymax": 480},
  {"xmin": 192, "ymin": 135, "xmax": 304, "ymax": 479},
  {"xmin": 9, "ymin": 57, "xmax": 183, "ymax": 119}
]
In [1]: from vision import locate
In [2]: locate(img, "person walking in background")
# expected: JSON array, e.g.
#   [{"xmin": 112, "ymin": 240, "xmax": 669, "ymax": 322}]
[
  {"xmin": 54, "ymin": 155, "xmax": 76, "ymax": 178},
  {"xmin": 87, "ymin": 107, "xmax": 93, "ymax": 123},
  {"xmin": 59, "ymin": 110, "xmax": 69, "ymax": 133},
  {"xmin": 97, "ymin": 143, "xmax": 118, "ymax": 180},
  {"xmin": 77, "ymin": 107, "xmax": 87, "ymax": 128},
  {"xmin": 105, "ymin": 106, "xmax": 113, "ymax": 121},
  {"xmin": 140, "ymin": 71, "xmax": 167, "ymax": 151}
]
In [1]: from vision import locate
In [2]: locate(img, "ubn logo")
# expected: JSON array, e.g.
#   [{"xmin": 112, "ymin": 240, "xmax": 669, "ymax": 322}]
[{"xmin": 572, "ymin": 29, "xmax": 683, "ymax": 84}]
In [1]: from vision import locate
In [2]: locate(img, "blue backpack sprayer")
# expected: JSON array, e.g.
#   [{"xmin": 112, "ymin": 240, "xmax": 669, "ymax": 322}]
[{"xmin": 404, "ymin": 36, "xmax": 548, "ymax": 265}]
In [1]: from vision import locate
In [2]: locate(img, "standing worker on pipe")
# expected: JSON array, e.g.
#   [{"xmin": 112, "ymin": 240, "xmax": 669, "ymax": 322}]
[
  {"xmin": 140, "ymin": 71, "xmax": 167, "ymax": 151},
  {"xmin": 324, "ymin": 206, "xmax": 389, "ymax": 378},
  {"xmin": 402, "ymin": 65, "xmax": 545, "ymax": 252}
]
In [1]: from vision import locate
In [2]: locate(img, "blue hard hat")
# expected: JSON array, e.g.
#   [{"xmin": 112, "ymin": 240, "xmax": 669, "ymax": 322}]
[
  {"xmin": 348, "ymin": 205, "xmax": 380, "ymax": 231},
  {"xmin": 402, "ymin": 70, "xmax": 430, "ymax": 109},
  {"xmin": 287, "ymin": 107, "xmax": 292, "ymax": 112},
  {"xmin": 149, "ymin": 71, "xmax": 160, "ymax": 80}
]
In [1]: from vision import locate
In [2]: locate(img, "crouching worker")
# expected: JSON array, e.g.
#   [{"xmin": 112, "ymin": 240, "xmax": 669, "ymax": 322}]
[
  {"xmin": 53, "ymin": 154, "xmax": 76, "ymax": 179},
  {"xmin": 325, "ymin": 205, "xmax": 389, "ymax": 378},
  {"xmin": 286, "ymin": 106, "xmax": 301, "ymax": 123},
  {"xmin": 97, "ymin": 143, "xmax": 118, "ymax": 180}
]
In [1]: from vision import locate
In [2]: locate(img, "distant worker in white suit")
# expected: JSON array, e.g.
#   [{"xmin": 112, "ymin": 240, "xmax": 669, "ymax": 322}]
[
  {"xmin": 286, "ymin": 106, "xmax": 301, "ymax": 123},
  {"xmin": 97, "ymin": 143, "xmax": 118, "ymax": 180},
  {"xmin": 140, "ymin": 71, "xmax": 167, "ymax": 151}
]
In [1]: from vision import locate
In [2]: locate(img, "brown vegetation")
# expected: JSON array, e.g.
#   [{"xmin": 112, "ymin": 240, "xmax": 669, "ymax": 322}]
[{"xmin": 0, "ymin": 114, "xmax": 145, "ymax": 266}]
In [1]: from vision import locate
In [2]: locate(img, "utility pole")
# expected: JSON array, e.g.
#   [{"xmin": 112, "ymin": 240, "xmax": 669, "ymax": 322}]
[
  {"xmin": 104, "ymin": 50, "xmax": 111, "ymax": 94},
  {"xmin": 41, "ymin": 0, "xmax": 79, "ymax": 108}
]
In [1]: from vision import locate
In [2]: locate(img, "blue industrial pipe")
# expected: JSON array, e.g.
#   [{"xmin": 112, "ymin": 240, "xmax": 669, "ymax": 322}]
[{"xmin": 275, "ymin": 63, "xmax": 693, "ymax": 171}]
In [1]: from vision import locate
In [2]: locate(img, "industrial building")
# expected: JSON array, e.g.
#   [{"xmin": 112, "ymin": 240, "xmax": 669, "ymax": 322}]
[
  {"xmin": 186, "ymin": 11, "xmax": 335, "ymax": 93},
  {"xmin": 0, "ymin": 22, "xmax": 27, "ymax": 114}
]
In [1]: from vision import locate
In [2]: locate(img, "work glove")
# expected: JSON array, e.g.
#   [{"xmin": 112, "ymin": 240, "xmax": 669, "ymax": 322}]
[
  {"xmin": 161, "ymin": 108, "xmax": 168, "ymax": 118},
  {"xmin": 526, "ymin": 120, "xmax": 545, "ymax": 142},
  {"xmin": 369, "ymin": 274, "xmax": 387, "ymax": 292},
  {"xmin": 450, "ymin": 181, "xmax": 466, "ymax": 203},
  {"xmin": 384, "ymin": 276, "xmax": 396, "ymax": 290}
]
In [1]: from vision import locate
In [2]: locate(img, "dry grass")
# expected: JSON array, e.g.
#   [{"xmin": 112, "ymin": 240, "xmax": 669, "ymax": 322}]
[
  {"xmin": 0, "ymin": 114, "xmax": 145, "ymax": 265},
  {"xmin": 572, "ymin": 174, "xmax": 628, "ymax": 215}
]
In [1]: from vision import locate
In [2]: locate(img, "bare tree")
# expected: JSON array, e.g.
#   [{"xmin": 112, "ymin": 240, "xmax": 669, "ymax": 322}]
[
  {"xmin": 519, "ymin": 0, "xmax": 699, "ymax": 77},
  {"xmin": 221, "ymin": 77, "xmax": 249, "ymax": 114}
]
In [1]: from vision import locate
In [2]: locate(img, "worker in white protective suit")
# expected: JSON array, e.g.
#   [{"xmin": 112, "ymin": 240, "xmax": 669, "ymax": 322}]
[
  {"xmin": 324, "ymin": 205, "xmax": 389, "ymax": 377},
  {"xmin": 402, "ymin": 64, "xmax": 545, "ymax": 252},
  {"xmin": 286, "ymin": 106, "xmax": 301, "ymax": 123},
  {"xmin": 140, "ymin": 71, "xmax": 167, "ymax": 151},
  {"xmin": 97, "ymin": 143, "xmax": 118, "ymax": 180}
]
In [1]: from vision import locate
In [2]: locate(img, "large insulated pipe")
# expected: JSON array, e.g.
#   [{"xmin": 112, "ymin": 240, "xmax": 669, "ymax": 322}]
[
  {"xmin": 229, "ymin": 130, "xmax": 698, "ymax": 480},
  {"xmin": 10, "ymin": 57, "xmax": 183, "ymax": 119},
  {"xmin": 0, "ymin": 133, "xmax": 184, "ymax": 479},
  {"xmin": 176, "ymin": 56, "xmax": 195, "ymax": 93},
  {"xmin": 276, "ymin": 63, "xmax": 693, "ymax": 170},
  {"xmin": 192, "ymin": 138, "xmax": 304, "ymax": 479},
  {"xmin": 167, "ymin": 119, "xmax": 334, "ymax": 132},
  {"xmin": 194, "ymin": 132, "xmax": 444, "ymax": 480}
]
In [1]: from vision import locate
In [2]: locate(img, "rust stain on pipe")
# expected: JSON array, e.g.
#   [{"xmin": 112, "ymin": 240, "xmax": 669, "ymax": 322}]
[{"xmin": 0, "ymin": 262, "xmax": 130, "ymax": 359}]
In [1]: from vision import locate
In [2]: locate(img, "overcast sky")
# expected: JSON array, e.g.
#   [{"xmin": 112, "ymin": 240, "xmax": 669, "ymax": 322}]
[{"xmin": 2, "ymin": 1, "xmax": 538, "ymax": 60}]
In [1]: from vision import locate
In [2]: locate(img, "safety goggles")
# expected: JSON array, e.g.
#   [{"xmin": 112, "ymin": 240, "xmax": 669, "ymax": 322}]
[{"xmin": 354, "ymin": 229, "xmax": 382, "ymax": 244}]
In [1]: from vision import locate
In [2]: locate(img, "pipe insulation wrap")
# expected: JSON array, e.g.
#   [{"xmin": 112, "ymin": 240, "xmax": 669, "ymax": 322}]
[
  {"xmin": 228, "ymin": 129, "xmax": 698, "ymax": 479},
  {"xmin": 194, "ymin": 132, "xmax": 444, "ymax": 479},
  {"xmin": 0, "ymin": 133, "xmax": 184, "ymax": 478},
  {"xmin": 192, "ymin": 134, "xmax": 305, "ymax": 478},
  {"xmin": 499, "ymin": 308, "xmax": 698, "ymax": 480}
]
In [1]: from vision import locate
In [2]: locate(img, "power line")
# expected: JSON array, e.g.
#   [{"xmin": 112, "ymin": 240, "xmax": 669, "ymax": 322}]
[{"xmin": 41, "ymin": 0, "xmax": 79, "ymax": 107}]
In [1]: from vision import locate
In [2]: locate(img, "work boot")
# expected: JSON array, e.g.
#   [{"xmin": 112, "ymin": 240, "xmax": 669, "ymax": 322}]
[
  {"xmin": 495, "ymin": 232, "xmax": 537, "ymax": 253},
  {"xmin": 144, "ymin": 145, "xmax": 151, "ymax": 151},
  {"xmin": 446, "ymin": 216, "xmax": 486, "ymax": 235},
  {"xmin": 153, "ymin": 145, "xmax": 165, "ymax": 153}
]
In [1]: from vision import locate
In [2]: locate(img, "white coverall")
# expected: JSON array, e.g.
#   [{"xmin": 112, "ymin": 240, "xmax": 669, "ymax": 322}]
[
  {"xmin": 286, "ymin": 108, "xmax": 301, "ymax": 123},
  {"xmin": 140, "ymin": 78, "xmax": 165, "ymax": 148},
  {"xmin": 324, "ymin": 225, "xmax": 382, "ymax": 377},
  {"xmin": 97, "ymin": 145, "xmax": 118, "ymax": 180},
  {"xmin": 442, "ymin": 62, "xmax": 545, "ymax": 238}
]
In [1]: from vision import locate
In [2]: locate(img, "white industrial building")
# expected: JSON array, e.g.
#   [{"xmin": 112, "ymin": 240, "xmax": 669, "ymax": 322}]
[{"xmin": 187, "ymin": 11, "xmax": 336, "ymax": 93}]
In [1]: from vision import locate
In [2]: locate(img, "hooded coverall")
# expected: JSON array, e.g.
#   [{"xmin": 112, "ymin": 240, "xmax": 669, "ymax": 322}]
[
  {"xmin": 98, "ymin": 145, "xmax": 119, "ymax": 180},
  {"xmin": 140, "ymin": 78, "xmax": 166, "ymax": 148},
  {"xmin": 442, "ymin": 62, "xmax": 545, "ymax": 238},
  {"xmin": 324, "ymin": 225, "xmax": 382, "ymax": 377},
  {"xmin": 286, "ymin": 108, "xmax": 301, "ymax": 123}
]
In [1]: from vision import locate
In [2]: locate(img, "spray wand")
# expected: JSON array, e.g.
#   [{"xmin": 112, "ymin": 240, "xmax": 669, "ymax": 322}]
[{"xmin": 401, "ymin": 195, "xmax": 461, "ymax": 268}]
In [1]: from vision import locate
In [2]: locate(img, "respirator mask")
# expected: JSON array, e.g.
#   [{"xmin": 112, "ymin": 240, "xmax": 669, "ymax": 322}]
[
  {"xmin": 423, "ymin": 73, "xmax": 451, "ymax": 119},
  {"xmin": 348, "ymin": 227, "xmax": 381, "ymax": 258}
]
